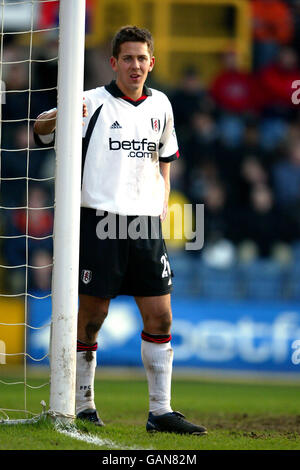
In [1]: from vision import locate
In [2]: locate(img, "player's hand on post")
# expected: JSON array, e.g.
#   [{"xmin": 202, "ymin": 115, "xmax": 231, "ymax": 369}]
[
  {"xmin": 34, "ymin": 108, "xmax": 57, "ymax": 135},
  {"xmin": 82, "ymin": 98, "xmax": 88, "ymax": 124}
]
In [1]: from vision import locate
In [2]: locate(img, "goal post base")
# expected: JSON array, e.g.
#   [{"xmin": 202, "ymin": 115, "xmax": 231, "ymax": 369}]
[
  {"xmin": 0, "ymin": 415, "xmax": 45, "ymax": 426},
  {"xmin": 0, "ymin": 400, "xmax": 74, "ymax": 426}
]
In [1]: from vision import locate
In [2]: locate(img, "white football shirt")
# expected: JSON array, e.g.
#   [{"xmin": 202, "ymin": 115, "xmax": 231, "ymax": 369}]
[{"xmin": 35, "ymin": 81, "xmax": 179, "ymax": 216}]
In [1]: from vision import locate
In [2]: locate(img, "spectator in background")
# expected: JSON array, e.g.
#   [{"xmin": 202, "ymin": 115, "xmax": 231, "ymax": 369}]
[
  {"xmin": 259, "ymin": 46, "xmax": 300, "ymax": 116},
  {"xmin": 3, "ymin": 186, "xmax": 53, "ymax": 290},
  {"xmin": 202, "ymin": 181, "xmax": 235, "ymax": 244},
  {"xmin": 200, "ymin": 181, "xmax": 239, "ymax": 267},
  {"xmin": 290, "ymin": 0, "xmax": 300, "ymax": 62},
  {"xmin": 210, "ymin": 50, "xmax": 259, "ymax": 115},
  {"xmin": 2, "ymin": 38, "xmax": 56, "ymax": 120},
  {"xmin": 238, "ymin": 155, "xmax": 270, "ymax": 207},
  {"xmin": 186, "ymin": 159, "xmax": 220, "ymax": 205},
  {"xmin": 258, "ymin": 46, "xmax": 300, "ymax": 150},
  {"xmin": 29, "ymin": 250, "xmax": 52, "ymax": 294},
  {"xmin": 183, "ymin": 110, "xmax": 220, "ymax": 177},
  {"xmin": 251, "ymin": 0, "xmax": 294, "ymax": 69},
  {"xmin": 182, "ymin": 109, "xmax": 239, "ymax": 202},
  {"xmin": 0, "ymin": 124, "xmax": 54, "ymax": 207},
  {"xmin": 1, "ymin": 38, "xmax": 56, "ymax": 134},
  {"xmin": 278, "ymin": 135, "xmax": 300, "ymax": 241},
  {"xmin": 286, "ymin": 116, "xmax": 300, "ymax": 143},
  {"xmin": 240, "ymin": 183, "xmax": 285, "ymax": 258},
  {"xmin": 2, "ymin": 62, "xmax": 29, "ymax": 128},
  {"xmin": 239, "ymin": 120, "xmax": 265, "ymax": 160},
  {"xmin": 182, "ymin": 110, "xmax": 222, "ymax": 204},
  {"xmin": 217, "ymin": 120, "xmax": 267, "ymax": 198},
  {"xmin": 31, "ymin": 33, "xmax": 58, "ymax": 116},
  {"xmin": 210, "ymin": 50, "xmax": 260, "ymax": 148},
  {"xmin": 170, "ymin": 66, "xmax": 213, "ymax": 145},
  {"xmin": 84, "ymin": 40, "xmax": 116, "ymax": 89},
  {"xmin": 272, "ymin": 137, "xmax": 300, "ymax": 207}
]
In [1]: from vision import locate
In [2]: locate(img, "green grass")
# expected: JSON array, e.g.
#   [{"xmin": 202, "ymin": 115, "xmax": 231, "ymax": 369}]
[{"xmin": 0, "ymin": 371, "xmax": 300, "ymax": 450}]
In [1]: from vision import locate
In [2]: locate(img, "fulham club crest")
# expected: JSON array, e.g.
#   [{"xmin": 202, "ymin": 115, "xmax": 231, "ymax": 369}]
[
  {"xmin": 151, "ymin": 118, "xmax": 160, "ymax": 133},
  {"xmin": 81, "ymin": 269, "xmax": 92, "ymax": 285}
]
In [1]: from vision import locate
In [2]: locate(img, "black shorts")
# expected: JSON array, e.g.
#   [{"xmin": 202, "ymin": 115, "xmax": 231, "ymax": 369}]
[{"xmin": 78, "ymin": 208, "xmax": 173, "ymax": 298}]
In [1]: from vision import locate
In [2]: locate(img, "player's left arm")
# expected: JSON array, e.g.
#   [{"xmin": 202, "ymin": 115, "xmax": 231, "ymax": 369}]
[
  {"xmin": 159, "ymin": 161, "xmax": 170, "ymax": 222},
  {"xmin": 158, "ymin": 96, "xmax": 179, "ymax": 221}
]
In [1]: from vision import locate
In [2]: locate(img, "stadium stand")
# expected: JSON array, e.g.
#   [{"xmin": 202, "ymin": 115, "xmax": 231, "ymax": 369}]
[{"xmin": 1, "ymin": 0, "xmax": 300, "ymax": 301}]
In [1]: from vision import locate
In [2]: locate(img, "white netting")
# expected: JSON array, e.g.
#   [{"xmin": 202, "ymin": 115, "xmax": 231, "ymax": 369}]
[{"xmin": 0, "ymin": 0, "xmax": 59, "ymax": 423}]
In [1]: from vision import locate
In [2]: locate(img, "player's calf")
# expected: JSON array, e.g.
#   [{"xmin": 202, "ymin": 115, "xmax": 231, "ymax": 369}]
[{"xmin": 75, "ymin": 340, "xmax": 104, "ymax": 426}]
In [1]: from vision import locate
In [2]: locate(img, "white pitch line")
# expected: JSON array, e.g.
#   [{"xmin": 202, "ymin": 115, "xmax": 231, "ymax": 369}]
[{"xmin": 56, "ymin": 424, "xmax": 150, "ymax": 451}]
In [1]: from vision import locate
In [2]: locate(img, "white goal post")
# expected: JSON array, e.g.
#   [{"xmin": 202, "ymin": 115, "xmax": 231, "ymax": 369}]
[
  {"xmin": 49, "ymin": 0, "xmax": 86, "ymax": 422},
  {"xmin": 0, "ymin": 0, "xmax": 86, "ymax": 426}
]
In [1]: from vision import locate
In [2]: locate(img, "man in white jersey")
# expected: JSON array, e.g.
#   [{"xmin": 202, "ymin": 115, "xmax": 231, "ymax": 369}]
[{"xmin": 34, "ymin": 26, "xmax": 207, "ymax": 435}]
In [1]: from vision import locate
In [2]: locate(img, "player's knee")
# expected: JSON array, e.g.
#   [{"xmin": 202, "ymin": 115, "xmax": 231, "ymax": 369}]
[
  {"xmin": 153, "ymin": 310, "xmax": 172, "ymax": 334},
  {"xmin": 79, "ymin": 299, "xmax": 109, "ymax": 342},
  {"xmin": 79, "ymin": 296, "xmax": 109, "ymax": 321},
  {"xmin": 87, "ymin": 305, "xmax": 108, "ymax": 327},
  {"xmin": 85, "ymin": 319, "xmax": 103, "ymax": 343}
]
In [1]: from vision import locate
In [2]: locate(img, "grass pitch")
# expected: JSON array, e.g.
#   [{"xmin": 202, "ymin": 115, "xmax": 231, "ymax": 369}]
[{"xmin": 0, "ymin": 370, "xmax": 300, "ymax": 451}]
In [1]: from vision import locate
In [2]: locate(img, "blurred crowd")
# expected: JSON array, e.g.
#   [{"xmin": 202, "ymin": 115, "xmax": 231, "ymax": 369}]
[
  {"xmin": 0, "ymin": 31, "xmax": 57, "ymax": 294},
  {"xmin": 1, "ymin": 0, "xmax": 300, "ymax": 297},
  {"xmin": 169, "ymin": 0, "xmax": 300, "ymax": 270}
]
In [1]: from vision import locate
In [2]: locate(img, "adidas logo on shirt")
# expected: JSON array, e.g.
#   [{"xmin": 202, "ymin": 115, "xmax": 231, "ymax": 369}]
[{"xmin": 110, "ymin": 121, "xmax": 122, "ymax": 129}]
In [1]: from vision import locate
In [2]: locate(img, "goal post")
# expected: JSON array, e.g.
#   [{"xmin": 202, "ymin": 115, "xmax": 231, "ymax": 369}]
[{"xmin": 49, "ymin": 0, "xmax": 86, "ymax": 422}]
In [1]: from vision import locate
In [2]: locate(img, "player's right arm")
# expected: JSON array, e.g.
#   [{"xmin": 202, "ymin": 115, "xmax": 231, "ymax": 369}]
[
  {"xmin": 33, "ymin": 101, "xmax": 88, "ymax": 148},
  {"xmin": 34, "ymin": 102, "xmax": 88, "ymax": 135}
]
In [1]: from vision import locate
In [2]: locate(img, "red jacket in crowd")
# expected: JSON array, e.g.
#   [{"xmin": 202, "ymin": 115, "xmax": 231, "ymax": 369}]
[{"xmin": 210, "ymin": 69, "xmax": 261, "ymax": 113}]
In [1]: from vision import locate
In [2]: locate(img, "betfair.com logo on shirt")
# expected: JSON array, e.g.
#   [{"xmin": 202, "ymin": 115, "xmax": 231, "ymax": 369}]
[{"xmin": 109, "ymin": 138, "xmax": 157, "ymax": 158}]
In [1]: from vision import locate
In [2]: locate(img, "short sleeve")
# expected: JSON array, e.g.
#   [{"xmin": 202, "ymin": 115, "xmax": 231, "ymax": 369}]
[
  {"xmin": 159, "ymin": 98, "xmax": 179, "ymax": 163},
  {"xmin": 82, "ymin": 90, "xmax": 100, "ymax": 138}
]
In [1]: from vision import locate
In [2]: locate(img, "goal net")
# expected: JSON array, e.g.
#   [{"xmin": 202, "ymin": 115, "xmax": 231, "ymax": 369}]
[{"xmin": 0, "ymin": 0, "xmax": 85, "ymax": 424}]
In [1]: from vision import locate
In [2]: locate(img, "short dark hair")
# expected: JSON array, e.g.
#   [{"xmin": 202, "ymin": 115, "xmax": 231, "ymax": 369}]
[{"xmin": 112, "ymin": 25, "xmax": 154, "ymax": 58}]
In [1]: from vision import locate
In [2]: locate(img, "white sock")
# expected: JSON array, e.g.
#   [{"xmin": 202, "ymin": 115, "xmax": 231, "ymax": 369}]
[
  {"xmin": 141, "ymin": 338, "xmax": 173, "ymax": 416},
  {"xmin": 75, "ymin": 348, "xmax": 97, "ymax": 414}
]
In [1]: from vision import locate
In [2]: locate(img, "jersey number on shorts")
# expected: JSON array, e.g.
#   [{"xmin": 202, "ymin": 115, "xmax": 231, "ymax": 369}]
[{"xmin": 161, "ymin": 254, "xmax": 171, "ymax": 278}]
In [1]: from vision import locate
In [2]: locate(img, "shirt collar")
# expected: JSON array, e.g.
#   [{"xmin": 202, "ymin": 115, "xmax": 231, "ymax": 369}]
[{"xmin": 105, "ymin": 80, "xmax": 152, "ymax": 100}]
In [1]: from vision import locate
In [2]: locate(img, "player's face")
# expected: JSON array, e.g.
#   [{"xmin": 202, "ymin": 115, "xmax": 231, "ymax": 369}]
[{"xmin": 110, "ymin": 41, "xmax": 155, "ymax": 99}]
